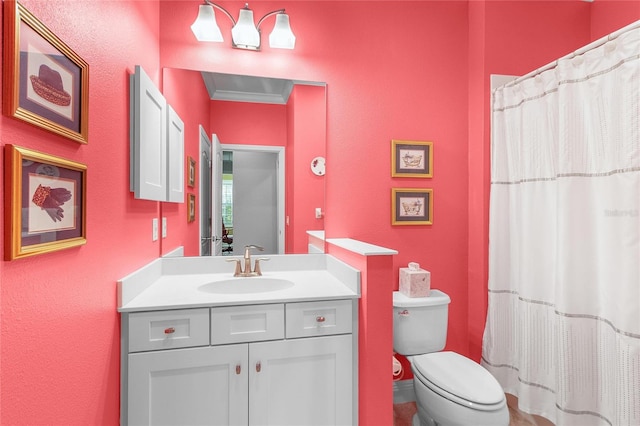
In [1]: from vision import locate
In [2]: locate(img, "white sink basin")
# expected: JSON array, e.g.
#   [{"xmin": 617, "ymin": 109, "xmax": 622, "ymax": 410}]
[{"xmin": 198, "ymin": 277, "xmax": 295, "ymax": 294}]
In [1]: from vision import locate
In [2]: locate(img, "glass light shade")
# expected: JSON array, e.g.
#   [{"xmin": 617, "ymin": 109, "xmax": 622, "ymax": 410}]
[
  {"xmin": 231, "ymin": 8, "xmax": 260, "ymax": 49},
  {"xmin": 190, "ymin": 4, "xmax": 223, "ymax": 42},
  {"xmin": 269, "ymin": 13, "xmax": 295, "ymax": 49}
]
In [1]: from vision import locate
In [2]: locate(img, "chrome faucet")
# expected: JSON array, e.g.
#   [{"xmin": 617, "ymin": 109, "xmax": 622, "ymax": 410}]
[{"xmin": 226, "ymin": 245, "xmax": 269, "ymax": 277}]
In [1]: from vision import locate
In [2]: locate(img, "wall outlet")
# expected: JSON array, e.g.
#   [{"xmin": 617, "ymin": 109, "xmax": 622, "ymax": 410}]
[
  {"xmin": 152, "ymin": 218, "xmax": 159, "ymax": 241},
  {"xmin": 162, "ymin": 217, "xmax": 167, "ymax": 238}
]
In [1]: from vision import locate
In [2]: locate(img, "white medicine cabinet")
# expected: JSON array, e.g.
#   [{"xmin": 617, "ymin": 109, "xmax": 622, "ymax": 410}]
[{"xmin": 130, "ymin": 65, "xmax": 184, "ymax": 202}]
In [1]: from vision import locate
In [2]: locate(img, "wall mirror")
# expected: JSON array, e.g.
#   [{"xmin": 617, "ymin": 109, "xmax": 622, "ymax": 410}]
[{"xmin": 164, "ymin": 69, "xmax": 326, "ymax": 257}]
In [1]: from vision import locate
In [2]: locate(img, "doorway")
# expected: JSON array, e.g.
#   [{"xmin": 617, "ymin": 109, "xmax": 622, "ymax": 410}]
[{"xmin": 221, "ymin": 144, "xmax": 285, "ymax": 255}]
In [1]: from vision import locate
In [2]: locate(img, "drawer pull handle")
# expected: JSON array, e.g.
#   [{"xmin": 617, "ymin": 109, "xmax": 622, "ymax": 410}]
[
  {"xmin": 256, "ymin": 362, "xmax": 261, "ymax": 373},
  {"xmin": 316, "ymin": 316, "xmax": 326, "ymax": 323},
  {"xmin": 164, "ymin": 327, "xmax": 176, "ymax": 334},
  {"xmin": 236, "ymin": 365, "xmax": 241, "ymax": 375}
]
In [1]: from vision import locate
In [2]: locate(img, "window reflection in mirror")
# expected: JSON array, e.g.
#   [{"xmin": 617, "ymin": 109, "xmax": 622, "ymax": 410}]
[{"xmin": 221, "ymin": 151, "xmax": 233, "ymax": 254}]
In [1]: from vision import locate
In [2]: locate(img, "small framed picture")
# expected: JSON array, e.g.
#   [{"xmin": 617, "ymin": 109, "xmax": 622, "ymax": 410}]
[
  {"xmin": 3, "ymin": 2, "xmax": 89, "ymax": 144},
  {"xmin": 4, "ymin": 145, "xmax": 87, "ymax": 260},
  {"xmin": 188, "ymin": 156, "xmax": 196, "ymax": 187},
  {"xmin": 187, "ymin": 193, "xmax": 196, "ymax": 222},
  {"xmin": 391, "ymin": 140, "xmax": 433, "ymax": 178},
  {"xmin": 392, "ymin": 188, "xmax": 433, "ymax": 225}
]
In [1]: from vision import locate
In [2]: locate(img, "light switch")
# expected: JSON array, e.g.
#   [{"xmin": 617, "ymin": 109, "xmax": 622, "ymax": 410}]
[
  {"xmin": 162, "ymin": 217, "xmax": 167, "ymax": 238},
  {"xmin": 315, "ymin": 208, "xmax": 323, "ymax": 219},
  {"xmin": 152, "ymin": 218, "xmax": 159, "ymax": 241}
]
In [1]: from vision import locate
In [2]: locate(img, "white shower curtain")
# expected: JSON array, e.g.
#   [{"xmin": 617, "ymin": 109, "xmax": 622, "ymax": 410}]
[{"xmin": 482, "ymin": 24, "xmax": 640, "ymax": 426}]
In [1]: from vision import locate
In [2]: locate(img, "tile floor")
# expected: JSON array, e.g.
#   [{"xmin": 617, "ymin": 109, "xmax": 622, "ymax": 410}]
[{"xmin": 393, "ymin": 394, "xmax": 555, "ymax": 426}]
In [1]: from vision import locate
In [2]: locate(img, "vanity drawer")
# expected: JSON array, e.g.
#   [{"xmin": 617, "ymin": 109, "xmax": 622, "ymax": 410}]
[
  {"xmin": 128, "ymin": 308, "xmax": 210, "ymax": 353},
  {"xmin": 286, "ymin": 299, "xmax": 353, "ymax": 338},
  {"xmin": 211, "ymin": 304, "xmax": 285, "ymax": 345}
]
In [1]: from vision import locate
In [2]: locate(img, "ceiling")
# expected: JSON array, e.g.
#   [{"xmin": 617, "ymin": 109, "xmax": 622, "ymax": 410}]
[{"xmin": 201, "ymin": 72, "xmax": 295, "ymax": 104}]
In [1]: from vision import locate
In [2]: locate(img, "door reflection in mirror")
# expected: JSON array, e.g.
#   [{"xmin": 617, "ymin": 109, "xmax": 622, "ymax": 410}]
[
  {"xmin": 199, "ymin": 130, "xmax": 212, "ymax": 256},
  {"xmin": 198, "ymin": 128, "xmax": 223, "ymax": 256},
  {"xmin": 221, "ymin": 145, "xmax": 284, "ymax": 255}
]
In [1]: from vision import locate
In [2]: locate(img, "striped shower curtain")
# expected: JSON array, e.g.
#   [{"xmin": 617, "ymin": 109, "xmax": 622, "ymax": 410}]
[{"xmin": 482, "ymin": 25, "xmax": 640, "ymax": 426}]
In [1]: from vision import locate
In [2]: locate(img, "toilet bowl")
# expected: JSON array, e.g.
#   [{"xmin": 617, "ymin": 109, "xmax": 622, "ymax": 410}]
[
  {"xmin": 409, "ymin": 351, "xmax": 509, "ymax": 426},
  {"xmin": 393, "ymin": 290, "xmax": 509, "ymax": 426}
]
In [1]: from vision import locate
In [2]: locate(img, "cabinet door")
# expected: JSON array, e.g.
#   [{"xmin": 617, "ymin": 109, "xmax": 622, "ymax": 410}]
[
  {"xmin": 130, "ymin": 65, "xmax": 167, "ymax": 201},
  {"xmin": 128, "ymin": 345, "xmax": 248, "ymax": 426},
  {"xmin": 249, "ymin": 334, "xmax": 353, "ymax": 426},
  {"xmin": 166, "ymin": 105, "xmax": 184, "ymax": 203}
]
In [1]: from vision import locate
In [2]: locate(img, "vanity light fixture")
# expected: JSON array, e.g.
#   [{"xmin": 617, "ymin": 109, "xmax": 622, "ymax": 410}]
[{"xmin": 190, "ymin": 1, "xmax": 296, "ymax": 51}]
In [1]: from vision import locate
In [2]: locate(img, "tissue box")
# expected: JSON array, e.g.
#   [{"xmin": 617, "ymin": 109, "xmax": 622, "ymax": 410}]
[{"xmin": 399, "ymin": 262, "xmax": 431, "ymax": 297}]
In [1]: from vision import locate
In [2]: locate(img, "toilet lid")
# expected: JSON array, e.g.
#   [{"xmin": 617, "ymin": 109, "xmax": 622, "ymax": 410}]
[{"xmin": 412, "ymin": 352, "xmax": 505, "ymax": 407}]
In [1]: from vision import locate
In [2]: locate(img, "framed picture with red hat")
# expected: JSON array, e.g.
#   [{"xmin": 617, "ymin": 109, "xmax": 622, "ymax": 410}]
[{"xmin": 3, "ymin": 1, "xmax": 89, "ymax": 144}]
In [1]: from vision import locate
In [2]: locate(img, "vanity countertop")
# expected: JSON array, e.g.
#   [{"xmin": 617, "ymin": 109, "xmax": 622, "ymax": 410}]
[{"xmin": 117, "ymin": 253, "xmax": 360, "ymax": 313}]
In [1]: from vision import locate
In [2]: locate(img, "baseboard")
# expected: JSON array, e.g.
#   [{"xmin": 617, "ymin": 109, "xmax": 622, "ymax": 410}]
[{"xmin": 393, "ymin": 379, "xmax": 415, "ymax": 404}]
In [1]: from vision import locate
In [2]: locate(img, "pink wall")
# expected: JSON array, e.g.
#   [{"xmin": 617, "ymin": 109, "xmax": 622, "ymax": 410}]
[
  {"xmin": 0, "ymin": 0, "xmax": 161, "ymax": 423},
  {"xmin": 592, "ymin": 0, "xmax": 640, "ymax": 38},
  {"xmin": 286, "ymin": 85, "xmax": 326, "ymax": 253},
  {"xmin": 210, "ymin": 100, "xmax": 287, "ymax": 147},
  {"xmin": 326, "ymin": 243, "xmax": 394, "ymax": 425},
  {"xmin": 1, "ymin": 0, "xmax": 638, "ymax": 424}
]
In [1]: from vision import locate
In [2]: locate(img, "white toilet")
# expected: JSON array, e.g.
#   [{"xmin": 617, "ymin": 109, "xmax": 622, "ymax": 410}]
[{"xmin": 393, "ymin": 290, "xmax": 509, "ymax": 426}]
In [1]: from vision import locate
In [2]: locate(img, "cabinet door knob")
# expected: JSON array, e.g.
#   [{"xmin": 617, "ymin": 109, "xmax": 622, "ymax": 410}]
[
  {"xmin": 164, "ymin": 327, "xmax": 176, "ymax": 334},
  {"xmin": 235, "ymin": 364, "xmax": 241, "ymax": 375},
  {"xmin": 316, "ymin": 316, "xmax": 326, "ymax": 323},
  {"xmin": 256, "ymin": 362, "xmax": 261, "ymax": 373}
]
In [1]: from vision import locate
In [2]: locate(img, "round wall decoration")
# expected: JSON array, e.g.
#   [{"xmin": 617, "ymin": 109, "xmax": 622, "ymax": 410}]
[{"xmin": 310, "ymin": 156, "xmax": 325, "ymax": 176}]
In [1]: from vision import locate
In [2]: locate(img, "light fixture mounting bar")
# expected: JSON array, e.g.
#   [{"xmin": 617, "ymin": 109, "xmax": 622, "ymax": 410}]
[
  {"xmin": 256, "ymin": 9, "xmax": 286, "ymax": 30},
  {"xmin": 203, "ymin": 0, "xmax": 236, "ymax": 26}
]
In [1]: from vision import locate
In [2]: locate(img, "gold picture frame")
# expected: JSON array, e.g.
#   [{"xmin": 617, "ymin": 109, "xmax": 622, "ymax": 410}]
[
  {"xmin": 392, "ymin": 188, "xmax": 433, "ymax": 225},
  {"xmin": 391, "ymin": 140, "xmax": 433, "ymax": 178},
  {"xmin": 187, "ymin": 193, "xmax": 196, "ymax": 223},
  {"xmin": 188, "ymin": 156, "xmax": 196, "ymax": 187},
  {"xmin": 3, "ymin": 1, "xmax": 89, "ymax": 144},
  {"xmin": 4, "ymin": 145, "xmax": 87, "ymax": 260}
]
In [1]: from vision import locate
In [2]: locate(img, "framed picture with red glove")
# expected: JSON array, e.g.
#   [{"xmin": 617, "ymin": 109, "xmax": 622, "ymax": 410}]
[
  {"xmin": 3, "ymin": 1, "xmax": 89, "ymax": 144},
  {"xmin": 4, "ymin": 145, "xmax": 86, "ymax": 260}
]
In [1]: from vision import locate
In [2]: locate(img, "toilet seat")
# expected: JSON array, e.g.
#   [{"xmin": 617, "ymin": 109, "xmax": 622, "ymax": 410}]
[{"xmin": 410, "ymin": 351, "xmax": 505, "ymax": 411}]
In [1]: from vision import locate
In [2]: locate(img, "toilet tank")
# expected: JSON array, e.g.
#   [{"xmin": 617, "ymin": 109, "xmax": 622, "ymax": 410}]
[{"xmin": 393, "ymin": 290, "xmax": 451, "ymax": 356}]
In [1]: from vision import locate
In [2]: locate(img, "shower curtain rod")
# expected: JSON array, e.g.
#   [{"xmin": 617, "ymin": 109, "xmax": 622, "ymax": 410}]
[{"xmin": 504, "ymin": 19, "xmax": 640, "ymax": 88}]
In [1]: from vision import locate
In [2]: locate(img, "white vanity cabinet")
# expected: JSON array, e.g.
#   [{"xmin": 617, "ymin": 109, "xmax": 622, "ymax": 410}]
[
  {"xmin": 128, "ymin": 344, "xmax": 249, "ymax": 425},
  {"xmin": 122, "ymin": 299, "xmax": 355, "ymax": 426},
  {"xmin": 248, "ymin": 334, "xmax": 353, "ymax": 425}
]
